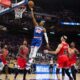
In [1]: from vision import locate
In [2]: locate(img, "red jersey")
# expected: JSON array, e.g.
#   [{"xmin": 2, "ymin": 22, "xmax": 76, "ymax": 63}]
[
  {"xmin": 69, "ymin": 48, "xmax": 77, "ymax": 64},
  {"xmin": 19, "ymin": 46, "xmax": 28, "ymax": 57},
  {"xmin": 17, "ymin": 46, "xmax": 29, "ymax": 69},
  {"xmin": 58, "ymin": 42, "xmax": 69, "ymax": 57},
  {"xmin": 57, "ymin": 42, "xmax": 69, "ymax": 68}
]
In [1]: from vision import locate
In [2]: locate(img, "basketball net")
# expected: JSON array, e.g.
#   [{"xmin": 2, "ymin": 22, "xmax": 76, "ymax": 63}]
[{"xmin": 14, "ymin": 6, "xmax": 26, "ymax": 19}]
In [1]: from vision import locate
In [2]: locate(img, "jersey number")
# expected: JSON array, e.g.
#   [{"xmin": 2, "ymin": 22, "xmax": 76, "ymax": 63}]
[{"xmin": 36, "ymin": 29, "xmax": 42, "ymax": 33}]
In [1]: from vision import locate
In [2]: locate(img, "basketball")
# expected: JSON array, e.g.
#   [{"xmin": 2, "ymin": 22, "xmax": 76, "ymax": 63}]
[{"xmin": 28, "ymin": 1, "xmax": 34, "ymax": 8}]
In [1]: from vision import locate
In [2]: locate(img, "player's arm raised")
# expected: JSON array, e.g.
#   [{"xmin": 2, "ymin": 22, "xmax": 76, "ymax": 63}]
[
  {"xmin": 49, "ymin": 44, "xmax": 62, "ymax": 54},
  {"xmin": 30, "ymin": 8, "xmax": 38, "ymax": 26},
  {"xmin": 43, "ymin": 28, "xmax": 49, "ymax": 48},
  {"xmin": 44, "ymin": 44, "xmax": 62, "ymax": 54}
]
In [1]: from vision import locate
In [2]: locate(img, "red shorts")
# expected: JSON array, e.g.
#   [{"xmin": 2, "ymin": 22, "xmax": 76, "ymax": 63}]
[
  {"xmin": 17, "ymin": 57, "xmax": 26, "ymax": 69},
  {"xmin": 68, "ymin": 58, "xmax": 76, "ymax": 67},
  {"xmin": 57, "ymin": 55, "xmax": 69, "ymax": 68}
]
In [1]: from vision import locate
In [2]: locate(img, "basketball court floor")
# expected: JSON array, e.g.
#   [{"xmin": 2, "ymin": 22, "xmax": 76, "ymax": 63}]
[{"xmin": 0, "ymin": 74, "xmax": 80, "ymax": 80}]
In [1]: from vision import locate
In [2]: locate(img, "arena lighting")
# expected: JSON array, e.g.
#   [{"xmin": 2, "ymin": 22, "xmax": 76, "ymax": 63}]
[
  {"xmin": 2, "ymin": 27, "xmax": 7, "ymax": 31},
  {"xmin": 61, "ymin": 22, "xmax": 80, "ymax": 26},
  {"xmin": 0, "ymin": 25, "xmax": 7, "ymax": 31},
  {"xmin": 77, "ymin": 34, "xmax": 80, "ymax": 36},
  {"xmin": 50, "ymin": 32, "xmax": 55, "ymax": 34},
  {"xmin": 23, "ymin": 28, "xmax": 28, "ymax": 30}
]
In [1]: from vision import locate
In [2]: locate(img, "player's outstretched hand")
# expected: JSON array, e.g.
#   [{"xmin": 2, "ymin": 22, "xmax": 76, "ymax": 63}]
[{"xmin": 44, "ymin": 50, "xmax": 49, "ymax": 54}]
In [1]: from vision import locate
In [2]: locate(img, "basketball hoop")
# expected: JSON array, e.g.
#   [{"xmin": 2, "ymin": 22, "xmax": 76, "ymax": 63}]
[{"xmin": 14, "ymin": 6, "xmax": 26, "ymax": 19}]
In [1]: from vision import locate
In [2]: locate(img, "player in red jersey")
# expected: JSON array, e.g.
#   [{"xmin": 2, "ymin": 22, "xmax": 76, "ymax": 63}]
[
  {"xmin": 1, "ymin": 45, "xmax": 9, "ymax": 80},
  {"xmin": 14, "ymin": 40, "xmax": 29, "ymax": 80},
  {"xmin": 69, "ymin": 42, "xmax": 79, "ymax": 80},
  {"xmin": 44, "ymin": 36, "xmax": 73, "ymax": 80}
]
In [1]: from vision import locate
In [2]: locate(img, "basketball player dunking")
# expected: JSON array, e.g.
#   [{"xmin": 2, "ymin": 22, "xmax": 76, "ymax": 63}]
[
  {"xmin": 14, "ymin": 40, "xmax": 29, "ymax": 80},
  {"xmin": 69, "ymin": 42, "xmax": 79, "ymax": 80},
  {"xmin": 26, "ymin": 7, "xmax": 49, "ymax": 70},
  {"xmin": 44, "ymin": 36, "xmax": 73, "ymax": 80}
]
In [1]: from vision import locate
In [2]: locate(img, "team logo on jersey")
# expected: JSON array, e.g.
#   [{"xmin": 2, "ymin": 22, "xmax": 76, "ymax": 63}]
[{"xmin": 36, "ymin": 29, "xmax": 42, "ymax": 33}]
